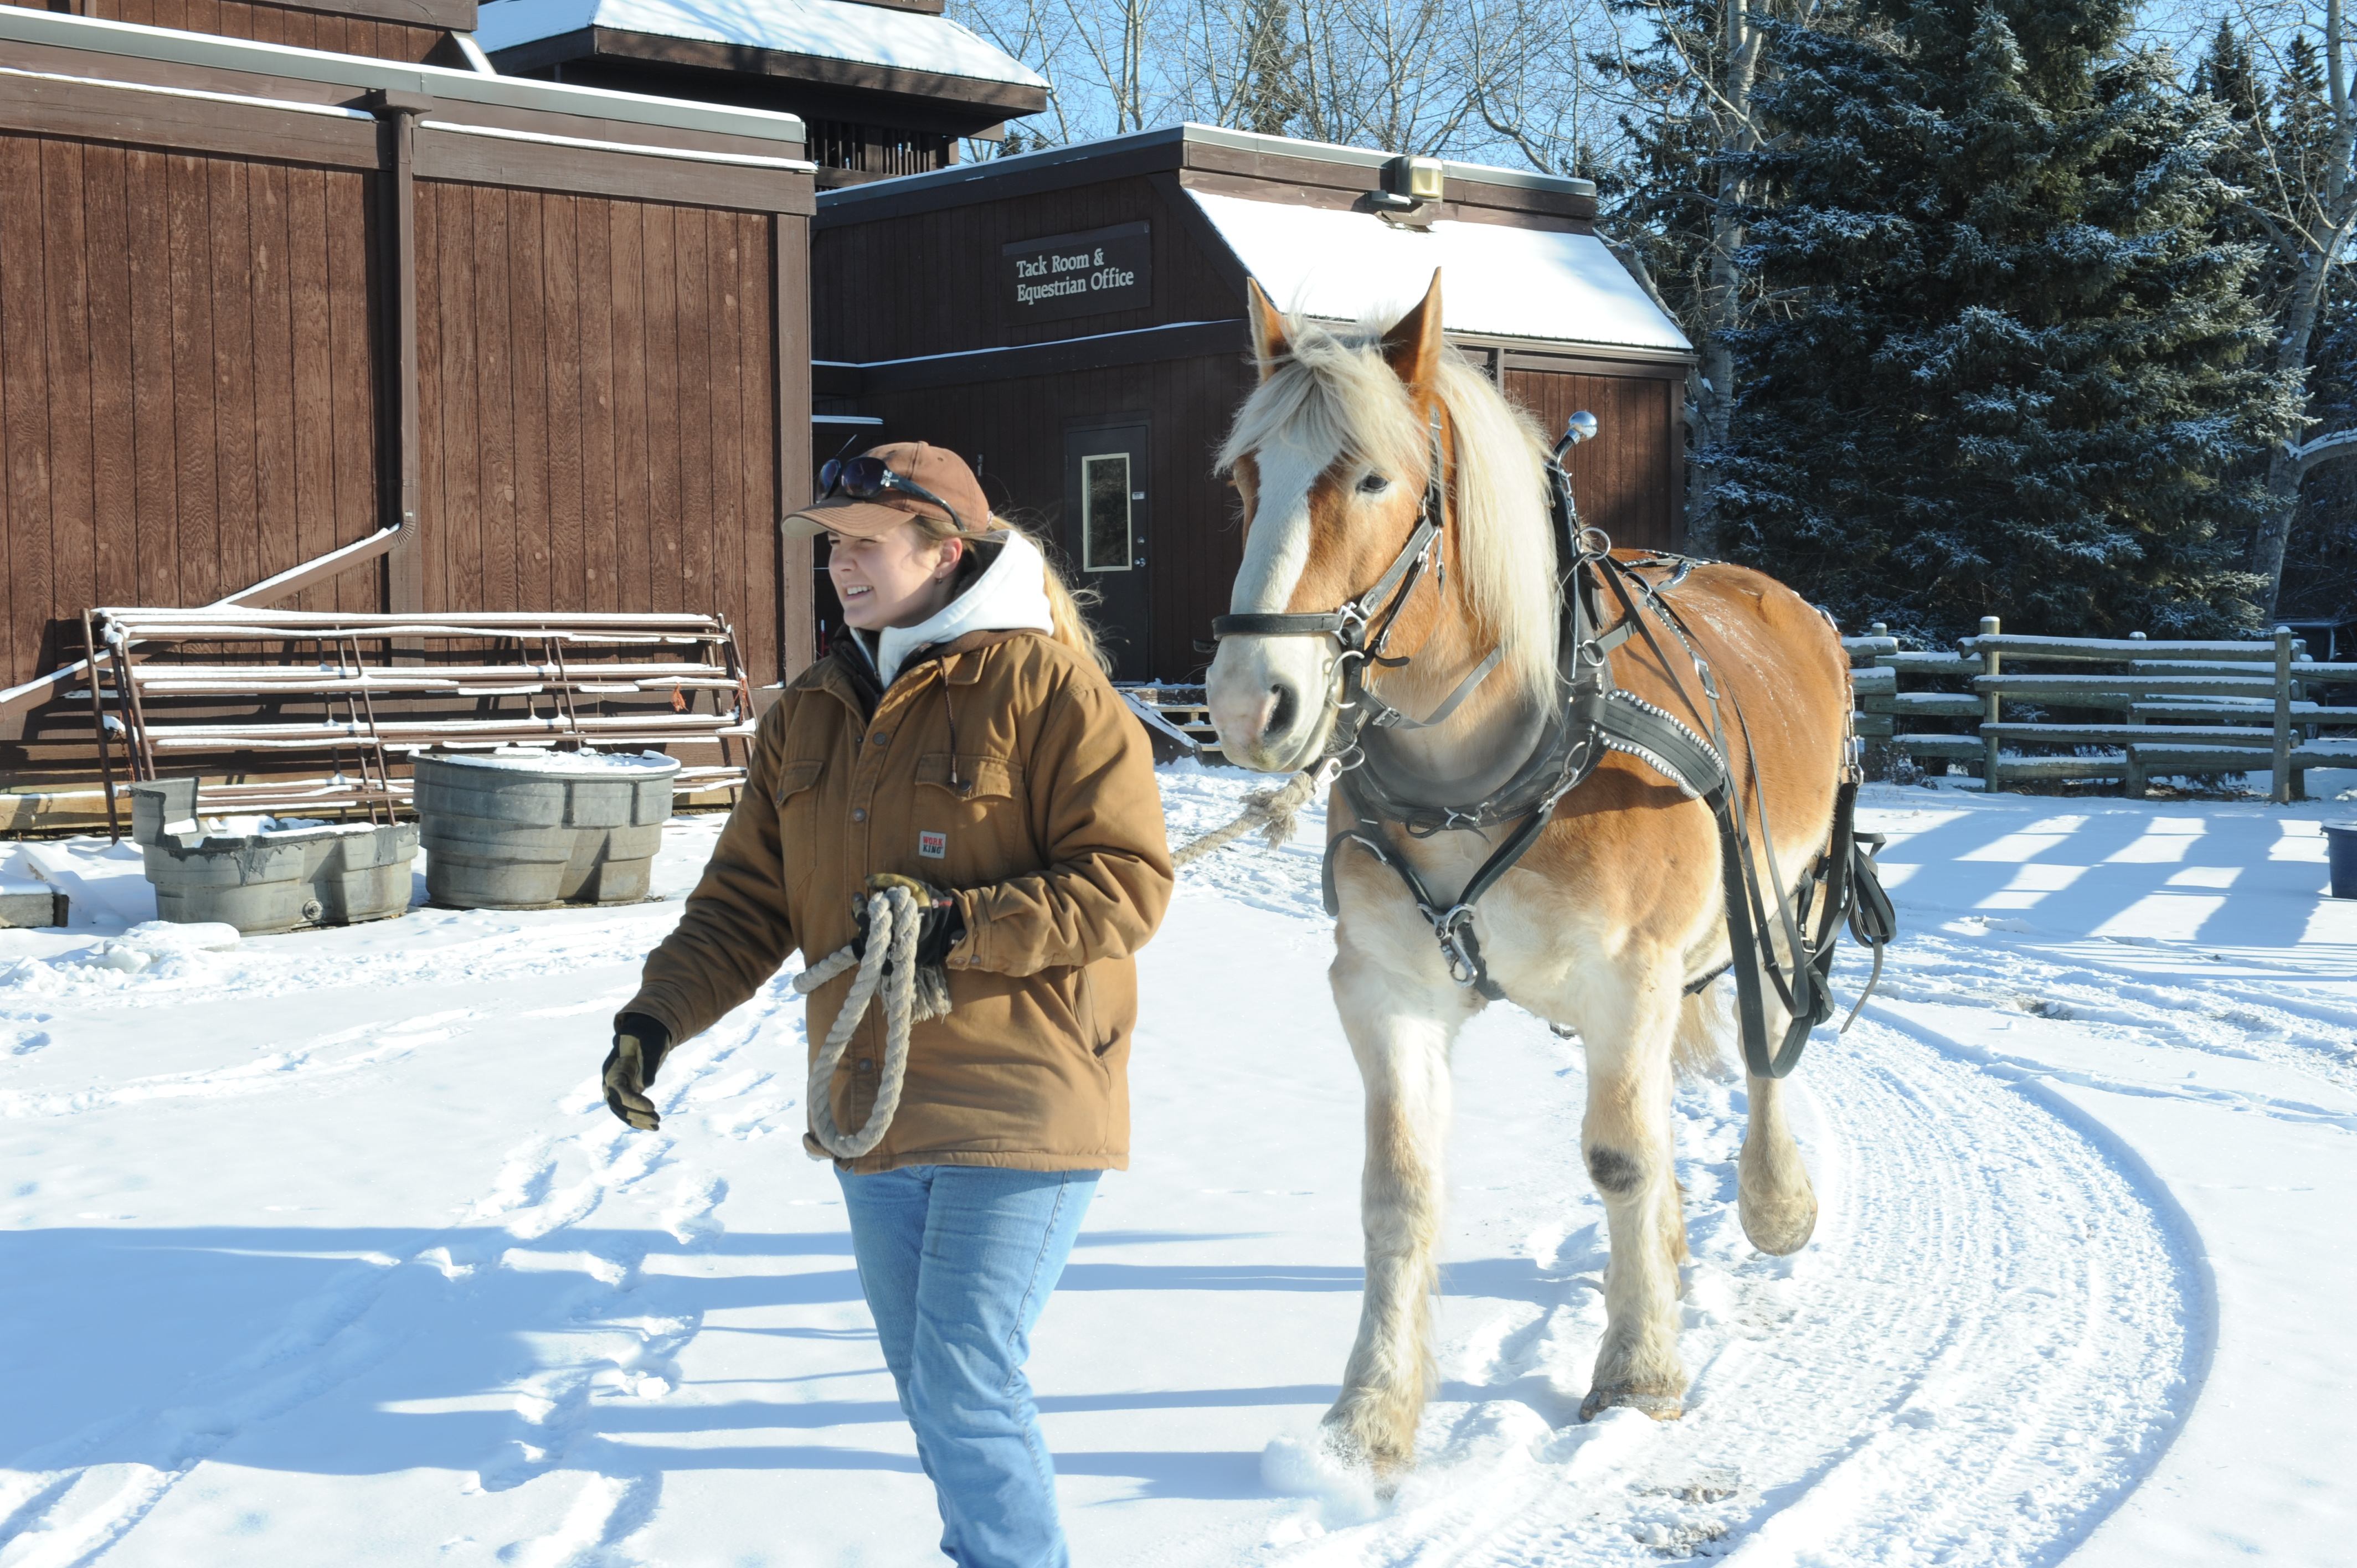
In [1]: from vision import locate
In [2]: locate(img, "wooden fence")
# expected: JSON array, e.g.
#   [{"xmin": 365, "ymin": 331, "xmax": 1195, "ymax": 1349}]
[
  {"xmin": 1135, "ymin": 622, "xmax": 2356, "ymax": 805},
  {"xmin": 1851, "ymin": 618, "xmax": 2357, "ymax": 802}
]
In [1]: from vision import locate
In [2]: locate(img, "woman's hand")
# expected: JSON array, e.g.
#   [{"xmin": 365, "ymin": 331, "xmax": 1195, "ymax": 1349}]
[
  {"xmin": 603, "ymin": 1013, "xmax": 672, "ymax": 1131},
  {"xmin": 854, "ymin": 874, "xmax": 966, "ymax": 968}
]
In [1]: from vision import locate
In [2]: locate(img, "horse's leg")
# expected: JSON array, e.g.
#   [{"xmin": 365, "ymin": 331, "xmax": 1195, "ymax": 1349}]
[
  {"xmin": 1322, "ymin": 938, "xmax": 1476, "ymax": 1475},
  {"xmin": 1736, "ymin": 956, "xmax": 1818, "ymax": 1254},
  {"xmin": 1578, "ymin": 955, "xmax": 1689, "ymax": 1421},
  {"xmin": 1676, "ymin": 977, "xmax": 1817, "ymax": 1254}
]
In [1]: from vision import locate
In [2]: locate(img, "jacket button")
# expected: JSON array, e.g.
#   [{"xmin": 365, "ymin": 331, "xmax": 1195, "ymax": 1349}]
[
  {"xmin": 852, "ymin": 807, "xmax": 867, "ymax": 822},
  {"xmin": 872, "ymin": 731, "xmax": 888, "ymax": 745}
]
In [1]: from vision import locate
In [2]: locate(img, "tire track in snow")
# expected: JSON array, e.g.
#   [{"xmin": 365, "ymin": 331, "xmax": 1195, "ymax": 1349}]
[{"xmin": 1254, "ymin": 1016, "xmax": 2199, "ymax": 1567}]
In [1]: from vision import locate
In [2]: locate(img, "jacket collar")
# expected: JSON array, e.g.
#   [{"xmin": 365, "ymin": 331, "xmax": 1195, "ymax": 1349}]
[{"xmin": 798, "ymin": 627, "xmax": 1030, "ymax": 720}]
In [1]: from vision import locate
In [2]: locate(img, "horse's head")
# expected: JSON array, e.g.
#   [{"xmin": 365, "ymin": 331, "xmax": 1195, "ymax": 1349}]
[{"xmin": 1206, "ymin": 273, "xmax": 1459, "ymax": 773}]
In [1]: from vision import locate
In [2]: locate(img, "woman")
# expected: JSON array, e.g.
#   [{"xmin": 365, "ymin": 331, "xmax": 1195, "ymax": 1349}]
[{"xmin": 599, "ymin": 442, "xmax": 1172, "ymax": 1566}]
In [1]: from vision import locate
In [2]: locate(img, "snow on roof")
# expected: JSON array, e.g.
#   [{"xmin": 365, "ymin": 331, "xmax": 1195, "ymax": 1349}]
[
  {"xmin": 1185, "ymin": 188, "xmax": 1691, "ymax": 354},
  {"xmin": 474, "ymin": 0, "xmax": 1049, "ymax": 90}
]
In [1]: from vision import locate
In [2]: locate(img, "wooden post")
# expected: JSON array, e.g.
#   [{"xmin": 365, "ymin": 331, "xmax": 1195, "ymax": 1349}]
[
  {"xmin": 80, "ymin": 612, "xmax": 120, "ymax": 844},
  {"xmin": 2273, "ymin": 625, "xmax": 2294, "ymax": 804},
  {"xmin": 1980, "ymin": 615, "xmax": 2002, "ymax": 793},
  {"xmin": 370, "ymin": 91, "xmax": 431, "ymax": 617}
]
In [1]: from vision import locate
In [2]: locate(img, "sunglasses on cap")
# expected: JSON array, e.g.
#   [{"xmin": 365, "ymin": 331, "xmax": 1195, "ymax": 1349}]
[{"xmin": 817, "ymin": 455, "xmax": 969, "ymax": 533}]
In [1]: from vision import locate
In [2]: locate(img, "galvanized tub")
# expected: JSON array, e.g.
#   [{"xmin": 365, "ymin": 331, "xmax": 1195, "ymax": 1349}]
[
  {"xmin": 128, "ymin": 778, "xmax": 418, "ymax": 935},
  {"xmin": 412, "ymin": 749, "xmax": 680, "ymax": 910}
]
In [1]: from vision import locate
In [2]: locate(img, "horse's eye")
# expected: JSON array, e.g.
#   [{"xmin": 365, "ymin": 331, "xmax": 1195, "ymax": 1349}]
[{"xmin": 1357, "ymin": 472, "xmax": 1389, "ymax": 495}]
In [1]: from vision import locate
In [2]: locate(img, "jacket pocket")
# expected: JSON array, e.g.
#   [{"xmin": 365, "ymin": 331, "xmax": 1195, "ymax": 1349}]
[
  {"xmin": 1077, "ymin": 967, "xmax": 1110, "ymax": 1056},
  {"xmin": 773, "ymin": 757, "xmax": 824, "ymax": 806},
  {"xmin": 773, "ymin": 759, "xmax": 824, "ymax": 902},
  {"xmin": 914, "ymin": 752, "xmax": 1017, "ymax": 802}
]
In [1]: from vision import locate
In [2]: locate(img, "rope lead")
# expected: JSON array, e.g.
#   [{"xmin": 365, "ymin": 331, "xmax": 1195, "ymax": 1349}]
[{"xmin": 794, "ymin": 885, "xmax": 945, "ymax": 1159}]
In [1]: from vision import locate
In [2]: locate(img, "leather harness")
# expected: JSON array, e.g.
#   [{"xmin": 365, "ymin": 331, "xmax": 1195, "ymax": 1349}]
[{"xmin": 1210, "ymin": 416, "xmax": 1896, "ymax": 1079}]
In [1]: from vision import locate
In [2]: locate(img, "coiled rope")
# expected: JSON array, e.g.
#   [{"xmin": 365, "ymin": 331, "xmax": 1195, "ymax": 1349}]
[
  {"xmin": 792, "ymin": 885, "xmax": 947, "ymax": 1159},
  {"xmin": 794, "ymin": 768, "xmax": 1332, "ymax": 1157}
]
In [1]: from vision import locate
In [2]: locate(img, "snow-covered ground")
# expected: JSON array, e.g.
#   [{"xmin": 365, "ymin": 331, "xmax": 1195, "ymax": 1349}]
[{"xmin": 2, "ymin": 767, "xmax": 2353, "ymax": 1566}]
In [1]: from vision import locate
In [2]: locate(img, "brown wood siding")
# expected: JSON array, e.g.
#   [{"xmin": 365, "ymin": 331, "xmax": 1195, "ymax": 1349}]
[
  {"xmin": 0, "ymin": 130, "xmax": 379, "ymax": 693},
  {"xmin": 1502, "ymin": 367, "xmax": 1682, "ymax": 554},
  {"xmin": 413, "ymin": 182, "xmax": 783, "ymax": 680},
  {"xmin": 847, "ymin": 351, "xmax": 1255, "ymax": 681},
  {"xmin": 815, "ymin": 177, "xmax": 1243, "ymax": 366},
  {"xmin": 80, "ymin": 0, "xmax": 451, "ymax": 63}
]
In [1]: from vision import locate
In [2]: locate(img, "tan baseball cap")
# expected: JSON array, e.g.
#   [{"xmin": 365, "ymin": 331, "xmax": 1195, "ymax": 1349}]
[{"xmin": 784, "ymin": 442, "xmax": 994, "ymax": 540}]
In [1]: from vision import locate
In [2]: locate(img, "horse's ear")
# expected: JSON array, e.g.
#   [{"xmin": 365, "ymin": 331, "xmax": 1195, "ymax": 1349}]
[
  {"xmin": 1382, "ymin": 271, "xmax": 1445, "ymax": 391},
  {"xmin": 1247, "ymin": 278, "xmax": 1290, "ymax": 381}
]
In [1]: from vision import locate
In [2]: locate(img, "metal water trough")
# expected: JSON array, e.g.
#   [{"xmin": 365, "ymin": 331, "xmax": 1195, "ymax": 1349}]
[
  {"xmin": 128, "ymin": 779, "xmax": 418, "ymax": 934},
  {"xmin": 412, "ymin": 750, "xmax": 680, "ymax": 910}
]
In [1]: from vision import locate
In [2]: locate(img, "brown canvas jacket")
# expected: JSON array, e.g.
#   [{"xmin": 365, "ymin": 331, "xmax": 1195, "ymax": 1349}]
[{"xmin": 621, "ymin": 628, "xmax": 1174, "ymax": 1173}]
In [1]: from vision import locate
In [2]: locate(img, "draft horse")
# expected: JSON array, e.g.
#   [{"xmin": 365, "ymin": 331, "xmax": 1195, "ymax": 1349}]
[{"xmin": 1206, "ymin": 274, "xmax": 1885, "ymax": 1473}]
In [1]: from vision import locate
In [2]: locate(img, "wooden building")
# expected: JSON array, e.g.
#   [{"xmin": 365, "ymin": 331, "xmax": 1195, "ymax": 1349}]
[
  {"xmin": 0, "ymin": 0, "xmax": 817, "ymax": 806},
  {"xmin": 472, "ymin": 0, "xmax": 1049, "ymax": 187},
  {"xmin": 809, "ymin": 124, "xmax": 1695, "ymax": 683}
]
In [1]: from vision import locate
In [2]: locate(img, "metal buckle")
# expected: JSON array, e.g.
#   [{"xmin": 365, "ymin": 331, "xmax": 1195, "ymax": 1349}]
[{"xmin": 1428, "ymin": 902, "xmax": 1483, "ymax": 987}]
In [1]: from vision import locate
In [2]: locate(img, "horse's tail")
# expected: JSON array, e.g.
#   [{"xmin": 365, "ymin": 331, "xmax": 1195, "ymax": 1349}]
[{"xmin": 1674, "ymin": 979, "xmax": 1737, "ymax": 1084}]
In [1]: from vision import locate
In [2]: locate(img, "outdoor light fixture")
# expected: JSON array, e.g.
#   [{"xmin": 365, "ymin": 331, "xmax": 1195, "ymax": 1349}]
[{"xmin": 1371, "ymin": 154, "xmax": 1445, "ymax": 227}]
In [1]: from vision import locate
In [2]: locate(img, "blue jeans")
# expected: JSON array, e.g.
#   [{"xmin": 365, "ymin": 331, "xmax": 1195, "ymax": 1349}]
[{"xmin": 836, "ymin": 1164, "xmax": 1098, "ymax": 1568}]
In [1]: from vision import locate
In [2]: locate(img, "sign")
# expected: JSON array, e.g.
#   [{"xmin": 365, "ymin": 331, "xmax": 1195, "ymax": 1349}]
[{"xmin": 1001, "ymin": 221, "xmax": 1151, "ymax": 324}]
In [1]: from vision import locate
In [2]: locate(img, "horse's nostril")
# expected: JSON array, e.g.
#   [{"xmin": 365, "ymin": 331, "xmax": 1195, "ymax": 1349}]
[{"xmin": 1269, "ymin": 683, "xmax": 1298, "ymax": 737}]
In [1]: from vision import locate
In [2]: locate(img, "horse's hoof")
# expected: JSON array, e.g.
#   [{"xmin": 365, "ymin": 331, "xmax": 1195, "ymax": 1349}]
[
  {"xmin": 1739, "ymin": 1190, "xmax": 1818, "ymax": 1256},
  {"xmin": 1579, "ymin": 1384, "xmax": 1685, "ymax": 1422},
  {"xmin": 1320, "ymin": 1406, "xmax": 1414, "ymax": 1479}
]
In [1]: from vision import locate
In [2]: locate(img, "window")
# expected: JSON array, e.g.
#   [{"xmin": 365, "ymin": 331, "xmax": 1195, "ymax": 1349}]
[{"xmin": 1081, "ymin": 453, "xmax": 1133, "ymax": 572}]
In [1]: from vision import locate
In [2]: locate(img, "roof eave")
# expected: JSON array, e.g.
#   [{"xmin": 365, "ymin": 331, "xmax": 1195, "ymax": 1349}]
[{"xmin": 484, "ymin": 24, "xmax": 1048, "ymax": 116}]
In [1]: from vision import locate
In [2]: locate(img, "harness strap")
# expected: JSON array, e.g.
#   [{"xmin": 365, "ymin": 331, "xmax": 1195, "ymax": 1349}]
[
  {"xmin": 1361, "ymin": 646, "xmax": 1505, "ymax": 732},
  {"xmin": 1210, "ymin": 514, "xmax": 1436, "ymax": 642}
]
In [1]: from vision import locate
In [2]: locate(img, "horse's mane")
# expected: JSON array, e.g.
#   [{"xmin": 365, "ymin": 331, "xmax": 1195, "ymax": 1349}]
[{"xmin": 1219, "ymin": 312, "xmax": 1560, "ymax": 704}]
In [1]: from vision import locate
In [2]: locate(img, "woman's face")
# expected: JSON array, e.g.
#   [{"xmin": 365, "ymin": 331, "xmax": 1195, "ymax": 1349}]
[{"xmin": 828, "ymin": 520, "xmax": 966, "ymax": 631}]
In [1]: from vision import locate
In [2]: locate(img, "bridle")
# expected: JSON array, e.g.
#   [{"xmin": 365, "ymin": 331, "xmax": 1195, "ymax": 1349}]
[{"xmin": 1208, "ymin": 414, "xmax": 1503, "ymax": 768}]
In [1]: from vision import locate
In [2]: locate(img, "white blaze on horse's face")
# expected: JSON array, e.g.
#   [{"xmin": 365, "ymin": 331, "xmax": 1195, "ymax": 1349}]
[{"xmin": 1207, "ymin": 434, "xmax": 1350, "ymax": 773}]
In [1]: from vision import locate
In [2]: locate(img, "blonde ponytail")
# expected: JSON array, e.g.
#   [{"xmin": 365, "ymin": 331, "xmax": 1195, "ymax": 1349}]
[{"xmin": 1018, "ymin": 525, "xmax": 1110, "ymax": 675}]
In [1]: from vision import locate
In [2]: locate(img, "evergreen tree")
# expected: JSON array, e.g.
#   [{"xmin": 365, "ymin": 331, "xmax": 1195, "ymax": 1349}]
[{"xmin": 1715, "ymin": 0, "xmax": 2296, "ymax": 638}]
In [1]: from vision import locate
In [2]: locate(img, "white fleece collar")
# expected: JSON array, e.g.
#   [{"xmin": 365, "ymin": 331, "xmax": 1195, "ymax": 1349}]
[{"xmin": 864, "ymin": 530, "xmax": 1055, "ymax": 686}]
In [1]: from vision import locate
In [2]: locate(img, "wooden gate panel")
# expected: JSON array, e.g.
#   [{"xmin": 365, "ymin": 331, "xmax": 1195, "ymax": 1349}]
[
  {"xmin": 0, "ymin": 131, "xmax": 379, "ymax": 690},
  {"xmin": 414, "ymin": 183, "xmax": 781, "ymax": 678}
]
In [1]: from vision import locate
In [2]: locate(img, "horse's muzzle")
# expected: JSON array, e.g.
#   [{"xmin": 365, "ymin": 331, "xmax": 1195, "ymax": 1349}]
[{"xmin": 1206, "ymin": 636, "xmax": 1335, "ymax": 773}]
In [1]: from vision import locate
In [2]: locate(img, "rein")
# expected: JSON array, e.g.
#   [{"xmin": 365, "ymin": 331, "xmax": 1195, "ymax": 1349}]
[{"xmin": 1208, "ymin": 412, "xmax": 1896, "ymax": 1080}]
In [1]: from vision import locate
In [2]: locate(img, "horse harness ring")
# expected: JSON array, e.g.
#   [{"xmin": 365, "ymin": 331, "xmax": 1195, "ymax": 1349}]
[{"xmin": 1210, "ymin": 415, "xmax": 1897, "ymax": 1081}]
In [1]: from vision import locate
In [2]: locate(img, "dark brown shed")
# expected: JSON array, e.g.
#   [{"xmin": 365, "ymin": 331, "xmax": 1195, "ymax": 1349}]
[
  {"xmin": 809, "ymin": 124, "xmax": 1696, "ymax": 684},
  {"xmin": 0, "ymin": 2, "xmax": 817, "ymax": 819}
]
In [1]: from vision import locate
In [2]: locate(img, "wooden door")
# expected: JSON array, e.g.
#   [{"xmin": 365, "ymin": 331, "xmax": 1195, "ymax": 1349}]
[{"xmin": 1063, "ymin": 421, "xmax": 1152, "ymax": 682}]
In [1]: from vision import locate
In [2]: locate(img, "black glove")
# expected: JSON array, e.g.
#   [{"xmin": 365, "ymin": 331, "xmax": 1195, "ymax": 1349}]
[
  {"xmin": 602, "ymin": 1012, "xmax": 672, "ymax": 1131},
  {"xmin": 851, "ymin": 873, "xmax": 966, "ymax": 968}
]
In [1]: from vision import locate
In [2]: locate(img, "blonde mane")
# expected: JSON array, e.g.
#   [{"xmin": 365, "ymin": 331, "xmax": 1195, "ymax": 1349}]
[{"xmin": 1219, "ymin": 313, "xmax": 1560, "ymax": 703}]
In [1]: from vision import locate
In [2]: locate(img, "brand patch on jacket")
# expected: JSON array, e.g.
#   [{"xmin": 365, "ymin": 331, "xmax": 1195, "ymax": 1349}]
[{"xmin": 918, "ymin": 831, "xmax": 947, "ymax": 860}]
